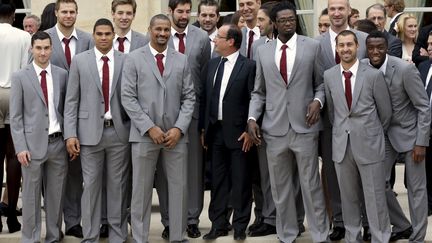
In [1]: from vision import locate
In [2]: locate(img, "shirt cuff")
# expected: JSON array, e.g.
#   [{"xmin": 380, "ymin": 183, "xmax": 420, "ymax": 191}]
[
  {"xmin": 248, "ymin": 117, "xmax": 256, "ymax": 122},
  {"xmin": 314, "ymin": 98, "xmax": 323, "ymax": 109}
]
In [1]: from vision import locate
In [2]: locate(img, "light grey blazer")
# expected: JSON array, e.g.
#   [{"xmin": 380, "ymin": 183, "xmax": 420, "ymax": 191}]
[
  {"xmin": 239, "ymin": 27, "xmax": 248, "ymax": 57},
  {"xmin": 10, "ymin": 64, "xmax": 68, "ymax": 159},
  {"xmin": 250, "ymin": 36, "xmax": 268, "ymax": 60},
  {"xmin": 121, "ymin": 45, "xmax": 195, "ymax": 143},
  {"xmin": 324, "ymin": 62, "xmax": 392, "ymax": 165},
  {"xmin": 363, "ymin": 56, "xmax": 431, "ymax": 152},
  {"xmin": 168, "ymin": 24, "xmax": 210, "ymax": 118},
  {"xmin": 63, "ymin": 49, "xmax": 130, "ymax": 145},
  {"xmin": 130, "ymin": 30, "xmax": 149, "ymax": 51},
  {"xmin": 248, "ymin": 35, "xmax": 325, "ymax": 136},
  {"xmin": 45, "ymin": 27, "xmax": 93, "ymax": 71}
]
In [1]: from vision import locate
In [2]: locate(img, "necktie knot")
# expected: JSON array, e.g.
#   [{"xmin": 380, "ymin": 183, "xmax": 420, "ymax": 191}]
[
  {"xmin": 155, "ymin": 53, "xmax": 164, "ymax": 61},
  {"xmin": 101, "ymin": 56, "xmax": 109, "ymax": 63},
  {"xmin": 40, "ymin": 70, "xmax": 47, "ymax": 76},
  {"xmin": 343, "ymin": 70, "xmax": 352, "ymax": 79},
  {"xmin": 118, "ymin": 37, "xmax": 126, "ymax": 43},
  {"xmin": 175, "ymin": 33, "xmax": 185, "ymax": 39},
  {"xmin": 220, "ymin": 57, "xmax": 228, "ymax": 64},
  {"xmin": 249, "ymin": 30, "xmax": 254, "ymax": 38},
  {"xmin": 62, "ymin": 37, "xmax": 71, "ymax": 45},
  {"xmin": 281, "ymin": 44, "xmax": 288, "ymax": 51}
]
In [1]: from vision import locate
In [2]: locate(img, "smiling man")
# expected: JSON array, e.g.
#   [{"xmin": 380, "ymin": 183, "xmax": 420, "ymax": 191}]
[
  {"xmin": 197, "ymin": 0, "xmax": 219, "ymax": 56},
  {"xmin": 238, "ymin": 0, "xmax": 261, "ymax": 58}
]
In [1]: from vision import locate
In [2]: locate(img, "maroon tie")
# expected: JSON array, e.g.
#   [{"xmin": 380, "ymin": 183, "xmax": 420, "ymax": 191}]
[
  {"xmin": 155, "ymin": 54, "xmax": 164, "ymax": 76},
  {"xmin": 175, "ymin": 33, "xmax": 185, "ymax": 54},
  {"xmin": 247, "ymin": 30, "xmax": 254, "ymax": 58},
  {"xmin": 62, "ymin": 37, "xmax": 72, "ymax": 67},
  {"xmin": 280, "ymin": 44, "xmax": 288, "ymax": 84},
  {"xmin": 101, "ymin": 56, "xmax": 110, "ymax": 113},
  {"xmin": 117, "ymin": 37, "xmax": 126, "ymax": 53},
  {"xmin": 343, "ymin": 71, "xmax": 353, "ymax": 110},
  {"xmin": 40, "ymin": 70, "xmax": 48, "ymax": 106}
]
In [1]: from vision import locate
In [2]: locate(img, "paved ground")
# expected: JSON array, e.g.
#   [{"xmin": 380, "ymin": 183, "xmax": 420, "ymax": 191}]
[{"xmin": 0, "ymin": 164, "xmax": 431, "ymax": 242}]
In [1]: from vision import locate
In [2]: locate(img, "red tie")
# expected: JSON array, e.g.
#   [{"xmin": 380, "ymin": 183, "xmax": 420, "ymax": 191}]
[
  {"xmin": 343, "ymin": 71, "xmax": 353, "ymax": 110},
  {"xmin": 117, "ymin": 37, "xmax": 126, "ymax": 53},
  {"xmin": 280, "ymin": 44, "xmax": 288, "ymax": 85},
  {"xmin": 247, "ymin": 30, "xmax": 254, "ymax": 58},
  {"xmin": 175, "ymin": 33, "xmax": 185, "ymax": 54},
  {"xmin": 40, "ymin": 70, "xmax": 48, "ymax": 106},
  {"xmin": 101, "ymin": 56, "xmax": 110, "ymax": 113},
  {"xmin": 62, "ymin": 37, "xmax": 72, "ymax": 67},
  {"xmin": 155, "ymin": 54, "xmax": 164, "ymax": 76}
]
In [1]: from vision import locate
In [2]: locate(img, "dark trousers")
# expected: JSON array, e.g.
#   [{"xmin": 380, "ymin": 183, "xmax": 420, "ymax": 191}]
[
  {"xmin": 207, "ymin": 122, "xmax": 252, "ymax": 232},
  {"xmin": 426, "ymin": 141, "xmax": 432, "ymax": 211}
]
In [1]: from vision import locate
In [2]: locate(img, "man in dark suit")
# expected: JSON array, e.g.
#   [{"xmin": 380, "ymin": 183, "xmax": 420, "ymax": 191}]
[
  {"xmin": 417, "ymin": 31, "xmax": 432, "ymax": 216},
  {"xmin": 366, "ymin": 3, "xmax": 402, "ymax": 58},
  {"xmin": 10, "ymin": 31, "xmax": 68, "ymax": 243},
  {"xmin": 200, "ymin": 23, "xmax": 254, "ymax": 241},
  {"xmin": 45, "ymin": 0, "xmax": 93, "ymax": 237},
  {"xmin": 384, "ymin": 0, "xmax": 405, "ymax": 36},
  {"xmin": 412, "ymin": 24, "xmax": 432, "ymax": 66}
]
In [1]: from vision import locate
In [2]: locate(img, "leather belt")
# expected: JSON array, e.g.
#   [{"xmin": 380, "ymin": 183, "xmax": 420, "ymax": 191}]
[
  {"xmin": 104, "ymin": 119, "xmax": 114, "ymax": 127},
  {"xmin": 48, "ymin": 132, "xmax": 62, "ymax": 143}
]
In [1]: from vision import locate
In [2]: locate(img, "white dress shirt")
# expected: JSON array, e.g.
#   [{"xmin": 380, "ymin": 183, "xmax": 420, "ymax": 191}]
[
  {"xmin": 275, "ymin": 34, "xmax": 297, "ymax": 83},
  {"xmin": 149, "ymin": 44, "xmax": 168, "ymax": 66},
  {"xmin": 208, "ymin": 28, "xmax": 217, "ymax": 54},
  {"xmin": 425, "ymin": 64, "xmax": 432, "ymax": 103},
  {"xmin": 114, "ymin": 29, "xmax": 132, "ymax": 53},
  {"xmin": 94, "ymin": 48, "xmax": 115, "ymax": 119},
  {"xmin": 340, "ymin": 59, "xmax": 360, "ymax": 95},
  {"xmin": 55, "ymin": 24, "xmax": 78, "ymax": 59},
  {"xmin": 33, "ymin": 62, "xmax": 61, "ymax": 135},
  {"xmin": 215, "ymin": 51, "xmax": 240, "ymax": 120},
  {"xmin": 171, "ymin": 25, "xmax": 189, "ymax": 52}
]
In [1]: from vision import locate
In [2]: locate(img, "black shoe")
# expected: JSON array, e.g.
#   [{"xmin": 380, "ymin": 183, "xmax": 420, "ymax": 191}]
[
  {"xmin": 234, "ymin": 230, "xmax": 246, "ymax": 240},
  {"xmin": 100, "ymin": 224, "xmax": 109, "ymax": 238},
  {"xmin": 248, "ymin": 223, "xmax": 276, "ymax": 237},
  {"xmin": 0, "ymin": 202, "xmax": 7, "ymax": 216},
  {"xmin": 363, "ymin": 226, "xmax": 371, "ymax": 241},
  {"xmin": 248, "ymin": 216, "xmax": 263, "ymax": 232},
  {"xmin": 202, "ymin": 228, "xmax": 228, "ymax": 240},
  {"xmin": 329, "ymin": 227, "xmax": 345, "ymax": 241},
  {"xmin": 298, "ymin": 223, "xmax": 305, "ymax": 236},
  {"xmin": 161, "ymin": 226, "xmax": 169, "ymax": 240},
  {"xmin": 390, "ymin": 227, "xmax": 412, "ymax": 241},
  {"xmin": 6, "ymin": 216, "xmax": 21, "ymax": 233},
  {"xmin": 59, "ymin": 230, "xmax": 64, "ymax": 241},
  {"xmin": 428, "ymin": 208, "xmax": 432, "ymax": 216},
  {"xmin": 65, "ymin": 224, "xmax": 83, "ymax": 238},
  {"xmin": 187, "ymin": 224, "xmax": 201, "ymax": 238}
]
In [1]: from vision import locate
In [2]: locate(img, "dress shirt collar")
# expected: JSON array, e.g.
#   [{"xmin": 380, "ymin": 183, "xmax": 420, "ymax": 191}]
[
  {"xmin": 246, "ymin": 26, "xmax": 260, "ymax": 38},
  {"xmin": 209, "ymin": 28, "xmax": 217, "ymax": 41},
  {"xmin": 329, "ymin": 26, "xmax": 350, "ymax": 42},
  {"xmin": 341, "ymin": 59, "xmax": 359, "ymax": 76},
  {"xmin": 149, "ymin": 44, "xmax": 168, "ymax": 57},
  {"xmin": 390, "ymin": 12, "xmax": 403, "ymax": 26},
  {"xmin": 368, "ymin": 54, "xmax": 388, "ymax": 75},
  {"xmin": 222, "ymin": 50, "xmax": 240, "ymax": 65},
  {"xmin": 33, "ymin": 62, "xmax": 52, "ymax": 77},
  {"xmin": 94, "ymin": 47, "xmax": 115, "ymax": 62},
  {"xmin": 55, "ymin": 24, "xmax": 78, "ymax": 41},
  {"xmin": 171, "ymin": 25, "xmax": 189, "ymax": 37},
  {"xmin": 276, "ymin": 33, "xmax": 297, "ymax": 50},
  {"xmin": 115, "ymin": 29, "xmax": 132, "ymax": 41}
]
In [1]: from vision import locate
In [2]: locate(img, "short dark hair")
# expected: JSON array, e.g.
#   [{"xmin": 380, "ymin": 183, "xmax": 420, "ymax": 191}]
[
  {"xmin": 55, "ymin": 0, "xmax": 78, "ymax": 11},
  {"xmin": 225, "ymin": 24, "xmax": 242, "ymax": 49},
  {"xmin": 31, "ymin": 31, "xmax": 52, "ymax": 46},
  {"xmin": 270, "ymin": 1, "xmax": 297, "ymax": 23},
  {"xmin": 366, "ymin": 3, "xmax": 386, "ymax": 18},
  {"xmin": 111, "ymin": 0, "xmax": 137, "ymax": 14},
  {"xmin": 168, "ymin": 0, "xmax": 192, "ymax": 11},
  {"xmin": 198, "ymin": 0, "xmax": 219, "ymax": 16},
  {"xmin": 0, "ymin": 1, "xmax": 16, "ymax": 18},
  {"xmin": 259, "ymin": 1, "xmax": 278, "ymax": 19},
  {"xmin": 336, "ymin": 30, "xmax": 358, "ymax": 45},
  {"xmin": 356, "ymin": 19, "xmax": 377, "ymax": 34},
  {"xmin": 321, "ymin": 8, "xmax": 328, "ymax": 16},
  {"xmin": 366, "ymin": 29, "xmax": 388, "ymax": 47},
  {"xmin": 150, "ymin": 14, "xmax": 171, "ymax": 27},
  {"xmin": 93, "ymin": 18, "xmax": 114, "ymax": 33}
]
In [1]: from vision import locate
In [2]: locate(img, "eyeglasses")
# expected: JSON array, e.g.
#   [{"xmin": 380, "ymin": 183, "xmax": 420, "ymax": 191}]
[
  {"xmin": 215, "ymin": 34, "xmax": 229, "ymax": 40},
  {"xmin": 276, "ymin": 18, "xmax": 296, "ymax": 24}
]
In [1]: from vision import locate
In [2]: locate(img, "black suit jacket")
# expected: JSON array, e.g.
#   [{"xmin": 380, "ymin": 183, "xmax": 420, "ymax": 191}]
[
  {"xmin": 388, "ymin": 13, "xmax": 402, "ymax": 36},
  {"xmin": 199, "ymin": 54, "xmax": 256, "ymax": 149},
  {"xmin": 418, "ymin": 59, "xmax": 432, "ymax": 85},
  {"xmin": 413, "ymin": 24, "xmax": 432, "ymax": 66},
  {"xmin": 384, "ymin": 30, "xmax": 402, "ymax": 58}
]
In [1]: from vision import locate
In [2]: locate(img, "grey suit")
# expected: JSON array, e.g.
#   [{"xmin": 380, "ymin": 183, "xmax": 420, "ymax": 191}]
[
  {"xmin": 130, "ymin": 30, "xmax": 148, "ymax": 51},
  {"xmin": 156, "ymin": 24, "xmax": 211, "ymax": 227},
  {"xmin": 315, "ymin": 29, "xmax": 368, "ymax": 228},
  {"xmin": 121, "ymin": 44, "xmax": 195, "ymax": 243},
  {"xmin": 10, "ymin": 64, "xmax": 68, "ymax": 243},
  {"xmin": 248, "ymin": 36, "xmax": 329, "ymax": 243},
  {"xmin": 363, "ymin": 56, "xmax": 430, "ymax": 242},
  {"xmin": 324, "ymin": 61, "xmax": 392, "ymax": 243},
  {"xmin": 64, "ymin": 49, "xmax": 130, "ymax": 243},
  {"xmin": 45, "ymin": 26, "xmax": 93, "ymax": 231}
]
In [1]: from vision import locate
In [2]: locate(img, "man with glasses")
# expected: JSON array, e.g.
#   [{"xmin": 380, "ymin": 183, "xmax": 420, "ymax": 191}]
[{"xmin": 384, "ymin": 0, "xmax": 405, "ymax": 36}]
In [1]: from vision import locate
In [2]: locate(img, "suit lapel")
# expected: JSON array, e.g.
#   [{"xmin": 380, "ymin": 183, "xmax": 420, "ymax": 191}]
[
  {"xmin": 50, "ymin": 29, "xmax": 69, "ymax": 68},
  {"xmin": 223, "ymin": 55, "xmax": 245, "ymax": 99},
  {"xmin": 143, "ymin": 46, "xmax": 165, "ymax": 87},
  {"xmin": 51, "ymin": 67, "xmax": 60, "ymax": 112},
  {"xmin": 111, "ymin": 51, "xmax": 121, "ymax": 99},
  {"xmin": 86, "ymin": 50, "xmax": 104, "ymax": 96},
  {"xmin": 332, "ymin": 66, "xmax": 349, "ymax": 112},
  {"xmin": 323, "ymin": 32, "xmax": 336, "ymax": 66},
  {"xmin": 267, "ymin": 41, "xmax": 286, "ymax": 87},
  {"xmin": 185, "ymin": 27, "xmax": 195, "ymax": 56},
  {"xmin": 385, "ymin": 59, "xmax": 396, "ymax": 87},
  {"xmin": 351, "ymin": 64, "xmax": 365, "ymax": 111},
  {"xmin": 26, "ymin": 65, "xmax": 48, "ymax": 107},
  {"xmin": 163, "ymin": 48, "xmax": 175, "ymax": 81},
  {"xmin": 288, "ymin": 37, "xmax": 304, "ymax": 86}
]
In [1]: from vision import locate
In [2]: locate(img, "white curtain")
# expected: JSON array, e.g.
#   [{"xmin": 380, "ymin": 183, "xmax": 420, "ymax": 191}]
[{"xmin": 295, "ymin": 0, "xmax": 314, "ymax": 37}]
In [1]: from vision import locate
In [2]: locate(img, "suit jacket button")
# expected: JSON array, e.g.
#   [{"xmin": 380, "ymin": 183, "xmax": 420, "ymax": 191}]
[
  {"xmin": 45, "ymin": 128, "xmax": 48, "ymax": 131},
  {"xmin": 101, "ymin": 115, "xmax": 104, "ymax": 119}
]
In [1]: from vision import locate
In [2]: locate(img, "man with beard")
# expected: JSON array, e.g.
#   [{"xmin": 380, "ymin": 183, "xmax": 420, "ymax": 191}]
[
  {"xmin": 44, "ymin": 0, "xmax": 93, "ymax": 237},
  {"xmin": 197, "ymin": 0, "xmax": 220, "ymax": 57},
  {"xmin": 121, "ymin": 14, "xmax": 195, "ymax": 243},
  {"xmin": 155, "ymin": 0, "xmax": 210, "ymax": 239}
]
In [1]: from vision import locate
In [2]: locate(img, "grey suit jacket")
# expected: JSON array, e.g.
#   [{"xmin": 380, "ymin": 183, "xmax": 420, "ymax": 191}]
[
  {"xmin": 324, "ymin": 61, "xmax": 392, "ymax": 164},
  {"xmin": 250, "ymin": 36, "xmax": 268, "ymax": 60},
  {"xmin": 239, "ymin": 27, "xmax": 248, "ymax": 57},
  {"xmin": 168, "ymin": 24, "xmax": 210, "ymax": 119},
  {"xmin": 363, "ymin": 56, "xmax": 430, "ymax": 152},
  {"xmin": 10, "ymin": 64, "xmax": 68, "ymax": 159},
  {"xmin": 121, "ymin": 45, "xmax": 195, "ymax": 143},
  {"xmin": 130, "ymin": 30, "xmax": 149, "ymax": 51},
  {"xmin": 248, "ymin": 35, "xmax": 325, "ymax": 136},
  {"xmin": 63, "ymin": 49, "xmax": 130, "ymax": 145},
  {"xmin": 45, "ymin": 27, "xmax": 93, "ymax": 71}
]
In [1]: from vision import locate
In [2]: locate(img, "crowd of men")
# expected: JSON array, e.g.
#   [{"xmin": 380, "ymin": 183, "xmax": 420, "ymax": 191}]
[{"xmin": 1, "ymin": 0, "xmax": 432, "ymax": 242}]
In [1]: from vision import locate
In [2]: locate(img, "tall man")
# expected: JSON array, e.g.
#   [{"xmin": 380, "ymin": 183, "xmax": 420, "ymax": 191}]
[
  {"xmin": 365, "ymin": 30, "xmax": 430, "ymax": 243},
  {"xmin": 64, "ymin": 18, "xmax": 130, "ymax": 243},
  {"xmin": 200, "ymin": 23, "xmax": 255, "ymax": 241},
  {"xmin": 197, "ymin": 0, "xmax": 220, "ymax": 57},
  {"xmin": 121, "ymin": 14, "xmax": 195, "ymax": 243},
  {"xmin": 315, "ymin": 0, "xmax": 368, "ymax": 239},
  {"xmin": 248, "ymin": 2, "xmax": 329, "ymax": 243},
  {"xmin": 0, "ymin": 1, "xmax": 31, "ymax": 233},
  {"xmin": 10, "ymin": 31, "xmax": 68, "ymax": 243},
  {"xmin": 111, "ymin": 0, "xmax": 147, "ymax": 53},
  {"xmin": 45, "ymin": 0, "xmax": 93, "ymax": 237},
  {"xmin": 384, "ymin": 0, "xmax": 405, "ymax": 36},
  {"xmin": 366, "ymin": 3, "xmax": 402, "ymax": 58},
  {"xmin": 238, "ymin": 0, "xmax": 261, "ymax": 58},
  {"xmin": 324, "ymin": 30, "xmax": 392, "ymax": 243},
  {"xmin": 155, "ymin": 0, "xmax": 210, "ymax": 239}
]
